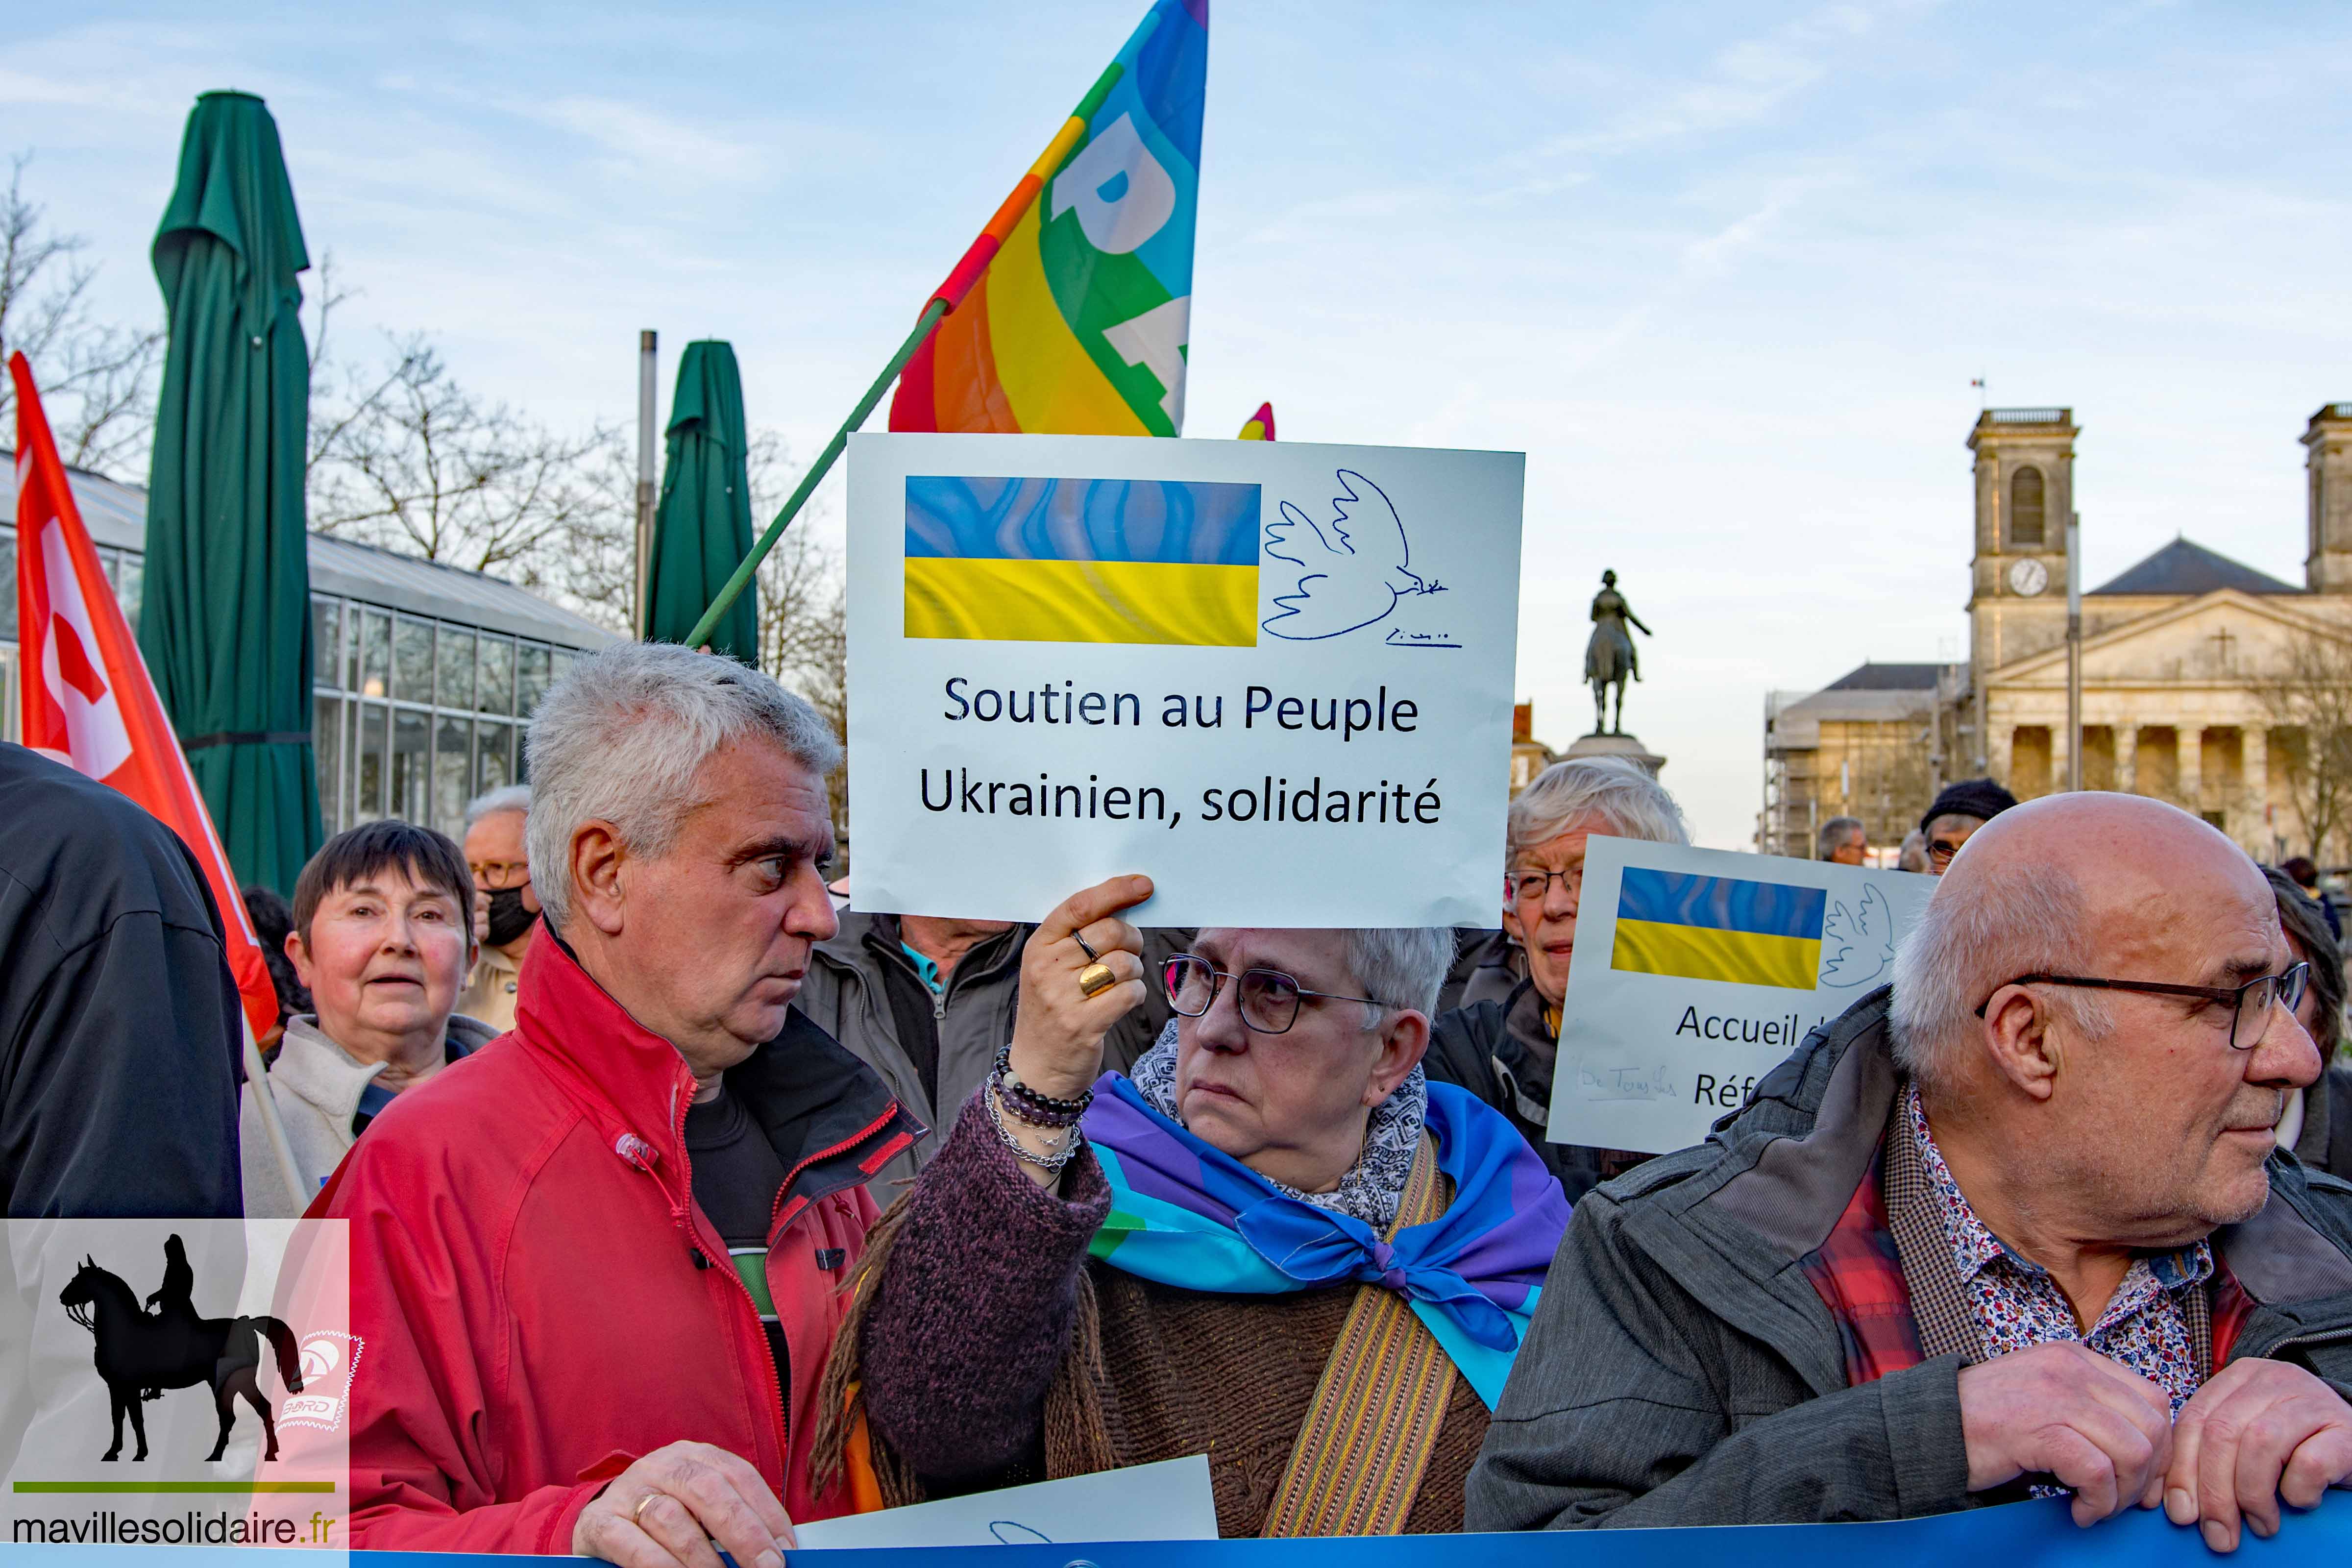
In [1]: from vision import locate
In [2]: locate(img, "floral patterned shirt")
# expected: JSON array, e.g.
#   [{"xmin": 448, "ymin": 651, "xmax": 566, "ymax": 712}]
[{"xmin": 1905, "ymin": 1084, "xmax": 2211, "ymax": 1415}]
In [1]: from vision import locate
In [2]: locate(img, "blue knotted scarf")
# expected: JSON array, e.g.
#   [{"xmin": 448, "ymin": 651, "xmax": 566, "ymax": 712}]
[{"xmin": 1081, "ymin": 1071, "xmax": 1569, "ymax": 1407}]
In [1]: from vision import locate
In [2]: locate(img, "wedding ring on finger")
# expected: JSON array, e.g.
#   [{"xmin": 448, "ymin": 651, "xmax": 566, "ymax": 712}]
[
  {"xmin": 1078, "ymin": 961, "xmax": 1119, "ymax": 998},
  {"xmin": 631, "ymin": 1493, "xmax": 660, "ymax": 1529}
]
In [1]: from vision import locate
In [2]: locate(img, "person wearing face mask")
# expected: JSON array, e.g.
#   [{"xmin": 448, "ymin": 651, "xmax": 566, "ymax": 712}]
[
  {"xmin": 457, "ymin": 785, "xmax": 539, "ymax": 1032},
  {"xmin": 239, "ymin": 821, "xmax": 497, "ymax": 1217}
]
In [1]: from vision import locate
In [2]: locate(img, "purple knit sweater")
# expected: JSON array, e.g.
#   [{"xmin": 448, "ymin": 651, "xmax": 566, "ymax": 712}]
[{"xmin": 859, "ymin": 1087, "xmax": 1111, "ymax": 1485}]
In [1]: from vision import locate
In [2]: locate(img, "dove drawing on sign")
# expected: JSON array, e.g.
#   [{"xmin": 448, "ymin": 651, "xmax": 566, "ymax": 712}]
[
  {"xmin": 1817, "ymin": 882, "xmax": 1896, "ymax": 990},
  {"xmin": 1261, "ymin": 469, "xmax": 1441, "ymax": 640}
]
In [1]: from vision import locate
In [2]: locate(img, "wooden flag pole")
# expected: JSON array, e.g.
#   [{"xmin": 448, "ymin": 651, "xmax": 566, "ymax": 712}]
[{"xmin": 684, "ymin": 298, "xmax": 947, "ymax": 650}]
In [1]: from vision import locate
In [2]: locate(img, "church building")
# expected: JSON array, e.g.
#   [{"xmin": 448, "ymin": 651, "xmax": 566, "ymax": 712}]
[{"xmin": 1761, "ymin": 403, "xmax": 2352, "ymax": 861}]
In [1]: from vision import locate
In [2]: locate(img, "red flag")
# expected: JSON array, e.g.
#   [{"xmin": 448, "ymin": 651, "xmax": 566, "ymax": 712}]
[{"xmin": 12, "ymin": 351, "xmax": 277, "ymax": 1039}]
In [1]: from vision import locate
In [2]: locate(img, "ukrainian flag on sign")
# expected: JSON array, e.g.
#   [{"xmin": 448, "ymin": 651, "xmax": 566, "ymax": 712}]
[
  {"xmin": 905, "ymin": 475, "xmax": 1259, "ymax": 646},
  {"xmin": 1612, "ymin": 868, "xmax": 1827, "ymax": 991}
]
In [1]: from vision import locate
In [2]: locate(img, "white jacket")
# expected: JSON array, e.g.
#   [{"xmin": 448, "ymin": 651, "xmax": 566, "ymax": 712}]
[{"xmin": 240, "ymin": 1012, "xmax": 501, "ymax": 1217}]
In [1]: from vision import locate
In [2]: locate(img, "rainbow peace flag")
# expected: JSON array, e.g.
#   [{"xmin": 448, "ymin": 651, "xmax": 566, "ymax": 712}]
[
  {"xmin": 1237, "ymin": 401, "xmax": 1274, "ymax": 440},
  {"xmin": 1611, "ymin": 868, "xmax": 1827, "ymax": 991},
  {"xmin": 888, "ymin": 0, "xmax": 1208, "ymax": 438},
  {"xmin": 904, "ymin": 474, "xmax": 1258, "ymax": 645}
]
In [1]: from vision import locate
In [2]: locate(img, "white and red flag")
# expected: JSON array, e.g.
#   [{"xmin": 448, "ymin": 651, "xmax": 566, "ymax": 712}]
[{"xmin": 11, "ymin": 350, "xmax": 277, "ymax": 1040}]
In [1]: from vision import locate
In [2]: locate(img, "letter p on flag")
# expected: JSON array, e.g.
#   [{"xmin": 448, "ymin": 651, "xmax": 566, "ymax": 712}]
[{"xmin": 10, "ymin": 351, "xmax": 278, "ymax": 1040}]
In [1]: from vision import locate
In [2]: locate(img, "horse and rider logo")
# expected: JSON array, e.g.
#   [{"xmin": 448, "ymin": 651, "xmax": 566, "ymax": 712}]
[{"xmin": 56, "ymin": 1235, "xmax": 304, "ymax": 1464}]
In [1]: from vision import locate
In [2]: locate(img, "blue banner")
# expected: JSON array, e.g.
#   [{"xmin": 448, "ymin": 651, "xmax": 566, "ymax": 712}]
[{"xmin": 5, "ymin": 1493, "xmax": 2349, "ymax": 1568}]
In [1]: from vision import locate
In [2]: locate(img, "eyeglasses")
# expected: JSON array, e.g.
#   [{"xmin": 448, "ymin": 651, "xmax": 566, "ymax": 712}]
[
  {"xmin": 1973, "ymin": 961, "xmax": 2311, "ymax": 1051},
  {"xmin": 1507, "ymin": 866, "xmax": 1583, "ymax": 905},
  {"xmin": 1928, "ymin": 838, "xmax": 1966, "ymax": 868},
  {"xmin": 1162, "ymin": 954, "xmax": 1384, "ymax": 1035},
  {"xmin": 469, "ymin": 859, "xmax": 530, "ymax": 889}
]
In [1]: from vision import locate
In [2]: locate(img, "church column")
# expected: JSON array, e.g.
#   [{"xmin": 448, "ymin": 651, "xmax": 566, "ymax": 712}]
[
  {"xmin": 1988, "ymin": 724, "xmax": 2014, "ymax": 791},
  {"xmin": 2244, "ymin": 727, "xmax": 2269, "ymax": 849},
  {"xmin": 2178, "ymin": 727, "xmax": 2204, "ymax": 813},
  {"xmin": 2050, "ymin": 722, "xmax": 2071, "ymax": 794},
  {"xmin": 2116, "ymin": 726, "xmax": 2138, "ymax": 793}
]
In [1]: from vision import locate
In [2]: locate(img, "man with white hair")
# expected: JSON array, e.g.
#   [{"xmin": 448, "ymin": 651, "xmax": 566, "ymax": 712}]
[
  {"xmin": 319, "ymin": 645, "xmax": 922, "ymax": 1562},
  {"xmin": 1426, "ymin": 756, "xmax": 1690, "ymax": 1196},
  {"xmin": 456, "ymin": 783, "xmax": 538, "ymax": 1031},
  {"xmin": 1469, "ymin": 793, "xmax": 2352, "ymax": 1546}
]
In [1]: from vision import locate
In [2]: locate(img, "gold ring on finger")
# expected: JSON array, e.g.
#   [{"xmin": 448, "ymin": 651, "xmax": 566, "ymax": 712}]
[
  {"xmin": 1078, "ymin": 961, "xmax": 1118, "ymax": 998},
  {"xmin": 632, "ymin": 1493, "xmax": 660, "ymax": 1529}
]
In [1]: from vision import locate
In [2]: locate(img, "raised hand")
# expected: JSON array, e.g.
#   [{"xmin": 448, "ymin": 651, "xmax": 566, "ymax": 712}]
[
  {"xmin": 2164, "ymin": 1357, "xmax": 2352, "ymax": 1551},
  {"xmin": 1007, "ymin": 875, "xmax": 1154, "ymax": 1104},
  {"xmin": 1958, "ymin": 1342, "xmax": 2175, "ymax": 1527}
]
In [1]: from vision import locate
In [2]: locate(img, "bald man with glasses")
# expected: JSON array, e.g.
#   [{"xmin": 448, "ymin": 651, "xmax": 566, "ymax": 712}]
[{"xmin": 1472, "ymin": 792, "xmax": 2352, "ymax": 1549}]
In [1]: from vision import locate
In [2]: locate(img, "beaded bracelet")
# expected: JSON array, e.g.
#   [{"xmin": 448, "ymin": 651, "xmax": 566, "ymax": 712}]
[
  {"xmin": 993, "ymin": 1044, "xmax": 1093, "ymax": 1126},
  {"xmin": 985, "ymin": 1084, "xmax": 1081, "ymax": 1175}
]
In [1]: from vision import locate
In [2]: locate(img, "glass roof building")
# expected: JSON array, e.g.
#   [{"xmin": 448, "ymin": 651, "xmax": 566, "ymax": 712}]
[{"xmin": 2, "ymin": 458, "xmax": 615, "ymax": 843}]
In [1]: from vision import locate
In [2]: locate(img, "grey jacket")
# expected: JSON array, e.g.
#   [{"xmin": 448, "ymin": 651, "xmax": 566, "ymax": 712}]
[
  {"xmin": 240, "ymin": 1012, "xmax": 502, "ymax": 1217},
  {"xmin": 1467, "ymin": 986, "xmax": 2352, "ymax": 1531},
  {"xmin": 793, "ymin": 913, "xmax": 1186, "ymax": 1187}
]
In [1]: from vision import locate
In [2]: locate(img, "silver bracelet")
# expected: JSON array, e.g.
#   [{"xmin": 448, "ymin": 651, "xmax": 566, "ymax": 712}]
[{"xmin": 985, "ymin": 1084, "xmax": 1081, "ymax": 1174}]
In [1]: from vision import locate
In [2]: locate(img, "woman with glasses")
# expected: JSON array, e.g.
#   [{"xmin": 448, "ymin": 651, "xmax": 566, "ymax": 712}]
[
  {"xmin": 2267, "ymin": 865, "xmax": 2352, "ymax": 1177},
  {"xmin": 814, "ymin": 876, "xmax": 1568, "ymax": 1537},
  {"xmin": 1424, "ymin": 756, "xmax": 1690, "ymax": 1199}
]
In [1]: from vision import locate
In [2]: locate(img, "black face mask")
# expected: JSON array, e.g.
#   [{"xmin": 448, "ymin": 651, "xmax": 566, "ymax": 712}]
[{"xmin": 484, "ymin": 884, "xmax": 537, "ymax": 948}]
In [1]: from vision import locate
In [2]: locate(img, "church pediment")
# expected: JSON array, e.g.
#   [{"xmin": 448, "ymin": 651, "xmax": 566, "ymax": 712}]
[{"xmin": 1991, "ymin": 588, "xmax": 2352, "ymax": 686}]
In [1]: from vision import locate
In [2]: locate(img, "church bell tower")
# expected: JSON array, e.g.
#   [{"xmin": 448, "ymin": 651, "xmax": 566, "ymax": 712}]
[
  {"xmin": 1961, "ymin": 407, "xmax": 2077, "ymax": 775},
  {"xmin": 1966, "ymin": 407, "xmax": 2077, "ymax": 676},
  {"xmin": 2306, "ymin": 403, "xmax": 2352, "ymax": 593}
]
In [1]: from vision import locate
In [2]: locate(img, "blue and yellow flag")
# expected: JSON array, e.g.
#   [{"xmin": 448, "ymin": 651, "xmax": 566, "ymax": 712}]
[
  {"xmin": 1611, "ymin": 868, "xmax": 1827, "ymax": 991},
  {"xmin": 904, "ymin": 474, "xmax": 1260, "ymax": 646}
]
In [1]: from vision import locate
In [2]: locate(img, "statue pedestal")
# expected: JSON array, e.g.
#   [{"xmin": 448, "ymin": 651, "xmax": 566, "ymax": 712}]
[{"xmin": 1565, "ymin": 732, "xmax": 1666, "ymax": 775}]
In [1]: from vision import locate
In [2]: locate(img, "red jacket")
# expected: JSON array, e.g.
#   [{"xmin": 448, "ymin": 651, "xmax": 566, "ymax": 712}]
[{"xmin": 315, "ymin": 932, "xmax": 923, "ymax": 1553}]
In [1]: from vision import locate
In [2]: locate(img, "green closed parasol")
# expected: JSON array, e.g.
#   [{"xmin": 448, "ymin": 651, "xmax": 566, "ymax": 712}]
[
  {"xmin": 644, "ymin": 341, "xmax": 758, "ymax": 663},
  {"xmin": 138, "ymin": 90, "xmax": 320, "ymax": 894}
]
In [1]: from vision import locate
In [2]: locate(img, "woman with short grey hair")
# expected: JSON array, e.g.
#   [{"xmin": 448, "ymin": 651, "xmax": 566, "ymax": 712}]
[
  {"xmin": 816, "ymin": 878, "xmax": 1568, "ymax": 1537},
  {"xmin": 1425, "ymin": 756, "xmax": 1689, "ymax": 1198}
]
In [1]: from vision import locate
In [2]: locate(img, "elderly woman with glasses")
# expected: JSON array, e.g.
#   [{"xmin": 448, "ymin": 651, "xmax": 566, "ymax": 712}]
[
  {"xmin": 1425, "ymin": 756, "xmax": 1690, "ymax": 1198},
  {"xmin": 813, "ymin": 877, "xmax": 1568, "ymax": 1537}
]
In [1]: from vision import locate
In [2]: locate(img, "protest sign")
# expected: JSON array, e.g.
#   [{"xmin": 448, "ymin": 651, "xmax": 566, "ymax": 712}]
[
  {"xmin": 794, "ymin": 1454, "xmax": 1215, "ymax": 1549},
  {"xmin": 1547, "ymin": 838, "xmax": 1935, "ymax": 1155},
  {"xmin": 845, "ymin": 433, "xmax": 1524, "ymax": 927}
]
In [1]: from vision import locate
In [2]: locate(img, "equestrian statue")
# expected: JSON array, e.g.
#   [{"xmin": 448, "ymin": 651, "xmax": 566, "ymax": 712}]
[{"xmin": 1584, "ymin": 569, "xmax": 1651, "ymax": 735}]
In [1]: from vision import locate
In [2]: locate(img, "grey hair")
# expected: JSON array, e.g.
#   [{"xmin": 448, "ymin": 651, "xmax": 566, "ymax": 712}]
[
  {"xmin": 1889, "ymin": 859, "xmax": 2109, "ymax": 1091},
  {"xmin": 1342, "ymin": 927, "xmax": 1456, "ymax": 1026},
  {"xmin": 1817, "ymin": 816, "xmax": 1865, "ymax": 860},
  {"xmin": 463, "ymin": 783, "xmax": 533, "ymax": 833},
  {"xmin": 1508, "ymin": 757, "xmax": 1688, "ymax": 864},
  {"xmin": 523, "ymin": 642, "xmax": 842, "ymax": 932}
]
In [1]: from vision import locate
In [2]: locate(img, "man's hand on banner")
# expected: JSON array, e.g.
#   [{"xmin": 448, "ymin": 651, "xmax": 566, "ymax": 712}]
[
  {"xmin": 572, "ymin": 1440, "xmax": 796, "ymax": 1568},
  {"xmin": 2165, "ymin": 1357, "xmax": 2352, "ymax": 1553},
  {"xmin": 1959, "ymin": 1342, "xmax": 2174, "ymax": 1526}
]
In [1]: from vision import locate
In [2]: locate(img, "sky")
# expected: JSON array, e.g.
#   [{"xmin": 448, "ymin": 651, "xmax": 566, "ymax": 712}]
[{"xmin": 8, "ymin": 0, "xmax": 2352, "ymax": 849}]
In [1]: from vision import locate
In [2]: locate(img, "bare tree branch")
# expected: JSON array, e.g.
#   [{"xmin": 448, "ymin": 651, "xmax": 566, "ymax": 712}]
[
  {"xmin": 0, "ymin": 151, "xmax": 164, "ymax": 479},
  {"xmin": 2254, "ymin": 626, "xmax": 2352, "ymax": 865}
]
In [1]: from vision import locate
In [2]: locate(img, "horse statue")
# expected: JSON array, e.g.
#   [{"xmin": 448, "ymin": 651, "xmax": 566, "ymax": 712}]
[
  {"xmin": 1583, "ymin": 569, "xmax": 1652, "ymax": 735},
  {"xmin": 57, "ymin": 1244, "xmax": 303, "ymax": 1464}
]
